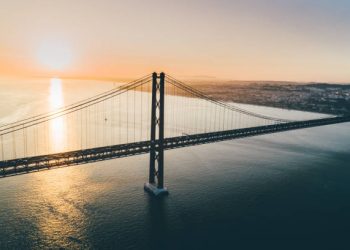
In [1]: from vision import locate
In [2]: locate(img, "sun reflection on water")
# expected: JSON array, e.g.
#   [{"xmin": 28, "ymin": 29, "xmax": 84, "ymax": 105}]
[
  {"xmin": 49, "ymin": 78, "xmax": 65, "ymax": 153},
  {"xmin": 50, "ymin": 78, "xmax": 63, "ymax": 108}
]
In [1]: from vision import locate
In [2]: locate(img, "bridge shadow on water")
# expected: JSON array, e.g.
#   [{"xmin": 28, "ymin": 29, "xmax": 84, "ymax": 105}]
[{"xmin": 146, "ymin": 194, "xmax": 169, "ymax": 250}]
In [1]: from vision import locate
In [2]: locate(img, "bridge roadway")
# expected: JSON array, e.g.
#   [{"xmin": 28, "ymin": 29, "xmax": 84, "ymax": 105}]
[{"xmin": 1, "ymin": 116, "xmax": 350, "ymax": 177}]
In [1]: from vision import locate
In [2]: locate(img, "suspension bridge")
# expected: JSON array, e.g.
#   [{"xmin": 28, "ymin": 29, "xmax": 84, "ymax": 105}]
[{"xmin": 0, "ymin": 72, "xmax": 349, "ymax": 195}]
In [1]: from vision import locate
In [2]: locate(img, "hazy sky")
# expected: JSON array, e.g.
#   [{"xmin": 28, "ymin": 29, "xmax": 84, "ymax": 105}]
[{"xmin": 1, "ymin": 0, "xmax": 350, "ymax": 82}]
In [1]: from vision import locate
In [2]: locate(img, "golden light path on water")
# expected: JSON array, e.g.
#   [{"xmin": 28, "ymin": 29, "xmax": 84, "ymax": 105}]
[
  {"xmin": 26, "ymin": 78, "xmax": 110, "ymax": 247},
  {"xmin": 49, "ymin": 78, "xmax": 65, "ymax": 152}
]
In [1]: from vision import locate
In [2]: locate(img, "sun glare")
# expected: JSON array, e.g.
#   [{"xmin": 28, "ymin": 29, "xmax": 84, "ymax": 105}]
[{"xmin": 37, "ymin": 41, "xmax": 73, "ymax": 71}]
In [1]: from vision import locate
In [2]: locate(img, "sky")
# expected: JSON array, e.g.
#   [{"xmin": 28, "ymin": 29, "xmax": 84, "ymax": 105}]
[{"xmin": 0, "ymin": 0, "xmax": 350, "ymax": 82}]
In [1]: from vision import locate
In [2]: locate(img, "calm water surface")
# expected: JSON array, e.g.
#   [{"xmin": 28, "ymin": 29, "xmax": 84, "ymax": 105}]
[{"xmin": 0, "ymin": 78, "xmax": 350, "ymax": 249}]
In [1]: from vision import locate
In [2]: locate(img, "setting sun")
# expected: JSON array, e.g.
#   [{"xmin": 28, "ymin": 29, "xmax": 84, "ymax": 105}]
[{"xmin": 37, "ymin": 41, "xmax": 73, "ymax": 71}]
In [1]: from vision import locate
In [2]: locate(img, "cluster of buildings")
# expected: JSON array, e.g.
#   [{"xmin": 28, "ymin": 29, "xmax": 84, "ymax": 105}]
[{"xmin": 197, "ymin": 82, "xmax": 350, "ymax": 115}]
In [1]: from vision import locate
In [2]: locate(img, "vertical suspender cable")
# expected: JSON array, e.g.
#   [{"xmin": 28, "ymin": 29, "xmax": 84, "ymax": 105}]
[
  {"xmin": 127, "ymin": 89, "xmax": 129, "ymax": 143},
  {"xmin": 134, "ymin": 86, "xmax": 136, "ymax": 142},
  {"xmin": 140, "ymin": 82, "xmax": 143, "ymax": 141},
  {"xmin": 0, "ymin": 135, "xmax": 3, "ymax": 173}
]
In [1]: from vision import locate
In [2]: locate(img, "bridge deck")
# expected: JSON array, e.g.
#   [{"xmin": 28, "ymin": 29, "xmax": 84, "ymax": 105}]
[{"xmin": 1, "ymin": 116, "xmax": 349, "ymax": 177}]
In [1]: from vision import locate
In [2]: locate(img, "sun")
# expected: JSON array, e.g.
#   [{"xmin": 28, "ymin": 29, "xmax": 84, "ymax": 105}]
[{"xmin": 37, "ymin": 40, "xmax": 73, "ymax": 71}]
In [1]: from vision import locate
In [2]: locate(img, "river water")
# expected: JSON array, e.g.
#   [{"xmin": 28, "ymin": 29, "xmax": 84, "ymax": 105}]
[{"xmin": 0, "ymin": 78, "xmax": 349, "ymax": 249}]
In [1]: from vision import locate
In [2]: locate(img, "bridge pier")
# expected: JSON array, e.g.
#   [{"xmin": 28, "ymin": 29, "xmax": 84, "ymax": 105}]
[
  {"xmin": 144, "ymin": 182, "xmax": 168, "ymax": 196},
  {"xmin": 144, "ymin": 72, "xmax": 168, "ymax": 196}
]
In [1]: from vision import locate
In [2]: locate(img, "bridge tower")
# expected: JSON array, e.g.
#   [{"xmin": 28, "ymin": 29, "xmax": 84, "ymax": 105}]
[{"xmin": 144, "ymin": 72, "xmax": 169, "ymax": 196}]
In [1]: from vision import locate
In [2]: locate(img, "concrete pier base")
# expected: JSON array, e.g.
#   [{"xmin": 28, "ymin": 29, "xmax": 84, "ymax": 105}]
[{"xmin": 144, "ymin": 183, "xmax": 169, "ymax": 196}]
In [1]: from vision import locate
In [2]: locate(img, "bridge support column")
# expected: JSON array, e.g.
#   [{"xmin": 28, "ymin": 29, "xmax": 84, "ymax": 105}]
[{"xmin": 144, "ymin": 72, "xmax": 169, "ymax": 196}]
